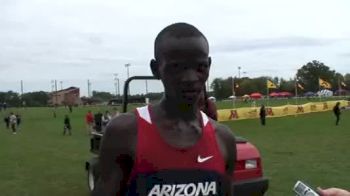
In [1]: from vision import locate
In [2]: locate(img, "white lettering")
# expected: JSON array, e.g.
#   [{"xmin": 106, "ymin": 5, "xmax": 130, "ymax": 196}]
[
  {"xmin": 160, "ymin": 185, "xmax": 172, "ymax": 196},
  {"xmin": 195, "ymin": 182, "xmax": 207, "ymax": 196},
  {"xmin": 147, "ymin": 181, "xmax": 217, "ymax": 196},
  {"xmin": 148, "ymin": 185, "xmax": 160, "ymax": 196},
  {"xmin": 205, "ymin": 182, "xmax": 217, "ymax": 195},
  {"xmin": 175, "ymin": 184, "xmax": 185, "ymax": 196},
  {"xmin": 184, "ymin": 183, "xmax": 196, "ymax": 196},
  {"xmin": 170, "ymin": 185, "xmax": 176, "ymax": 196}
]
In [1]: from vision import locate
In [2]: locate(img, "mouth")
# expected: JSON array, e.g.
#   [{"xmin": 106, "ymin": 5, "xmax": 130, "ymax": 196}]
[{"xmin": 181, "ymin": 89, "xmax": 201, "ymax": 97}]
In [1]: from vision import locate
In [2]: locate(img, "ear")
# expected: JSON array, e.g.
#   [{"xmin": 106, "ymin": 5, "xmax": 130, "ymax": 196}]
[
  {"xmin": 150, "ymin": 59, "xmax": 160, "ymax": 79},
  {"xmin": 208, "ymin": 56, "xmax": 212, "ymax": 69}
]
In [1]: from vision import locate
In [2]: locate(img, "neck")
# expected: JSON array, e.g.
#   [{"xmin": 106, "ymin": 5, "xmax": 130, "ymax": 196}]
[{"xmin": 159, "ymin": 95, "xmax": 199, "ymax": 120}]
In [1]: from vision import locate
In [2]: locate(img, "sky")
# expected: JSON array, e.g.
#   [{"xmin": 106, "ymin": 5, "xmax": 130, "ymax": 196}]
[{"xmin": 1, "ymin": 0, "xmax": 350, "ymax": 96}]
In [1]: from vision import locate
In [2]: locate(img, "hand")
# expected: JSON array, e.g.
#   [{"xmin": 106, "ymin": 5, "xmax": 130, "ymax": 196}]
[{"xmin": 317, "ymin": 187, "xmax": 350, "ymax": 196}]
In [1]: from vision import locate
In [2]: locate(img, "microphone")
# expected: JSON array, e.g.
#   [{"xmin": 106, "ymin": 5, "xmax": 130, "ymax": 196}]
[{"xmin": 293, "ymin": 181, "xmax": 319, "ymax": 196}]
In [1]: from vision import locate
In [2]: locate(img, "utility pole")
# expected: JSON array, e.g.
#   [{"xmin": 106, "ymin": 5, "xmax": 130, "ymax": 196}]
[
  {"xmin": 60, "ymin": 81, "xmax": 63, "ymax": 90},
  {"xmin": 125, "ymin": 63, "xmax": 131, "ymax": 95},
  {"xmin": 114, "ymin": 73, "xmax": 120, "ymax": 97},
  {"xmin": 238, "ymin": 66, "xmax": 241, "ymax": 78},
  {"xmin": 20, "ymin": 80, "xmax": 24, "ymax": 96},
  {"xmin": 87, "ymin": 79, "xmax": 91, "ymax": 97},
  {"xmin": 145, "ymin": 80, "xmax": 148, "ymax": 95},
  {"xmin": 125, "ymin": 63, "xmax": 131, "ymax": 79},
  {"xmin": 54, "ymin": 80, "xmax": 58, "ymax": 105}
]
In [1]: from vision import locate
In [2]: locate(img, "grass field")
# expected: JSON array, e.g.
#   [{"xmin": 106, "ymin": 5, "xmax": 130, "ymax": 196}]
[{"xmin": 0, "ymin": 103, "xmax": 349, "ymax": 196}]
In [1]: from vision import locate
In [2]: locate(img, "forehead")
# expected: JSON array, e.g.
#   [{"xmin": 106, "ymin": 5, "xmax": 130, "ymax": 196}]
[{"xmin": 158, "ymin": 36, "xmax": 209, "ymax": 61}]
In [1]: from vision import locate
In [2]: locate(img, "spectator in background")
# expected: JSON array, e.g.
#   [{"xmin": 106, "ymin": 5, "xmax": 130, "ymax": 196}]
[
  {"xmin": 85, "ymin": 110, "xmax": 94, "ymax": 135},
  {"xmin": 260, "ymin": 104, "xmax": 266, "ymax": 126},
  {"xmin": 63, "ymin": 114, "xmax": 72, "ymax": 136},
  {"xmin": 101, "ymin": 110, "xmax": 111, "ymax": 130},
  {"xmin": 3, "ymin": 115, "xmax": 9, "ymax": 129},
  {"xmin": 9, "ymin": 112, "xmax": 17, "ymax": 134},
  {"xmin": 94, "ymin": 111, "xmax": 103, "ymax": 132},
  {"xmin": 333, "ymin": 102, "xmax": 341, "ymax": 126},
  {"xmin": 68, "ymin": 105, "xmax": 73, "ymax": 113},
  {"xmin": 198, "ymin": 90, "xmax": 218, "ymax": 121},
  {"xmin": 111, "ymin": 107, "xmax": 120, "ymax": 118},
  {"xmin": 16, "ymin": 113, "xmax": 21, "ymax": 130}
]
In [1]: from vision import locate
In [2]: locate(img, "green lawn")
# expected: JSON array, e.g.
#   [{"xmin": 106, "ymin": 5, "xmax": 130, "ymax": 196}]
[{"xmin": 0, "ymin": 104, "xmax": 349, "ymax": 196}]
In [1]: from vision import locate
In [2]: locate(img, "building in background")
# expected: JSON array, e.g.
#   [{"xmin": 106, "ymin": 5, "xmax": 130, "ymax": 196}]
[{"xmin": 49, "ymin": 87, "xmax": 81, "ymax": 106}]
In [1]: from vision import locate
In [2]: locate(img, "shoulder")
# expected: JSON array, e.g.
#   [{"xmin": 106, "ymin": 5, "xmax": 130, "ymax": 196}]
[
  {"xmin": 210, "ymin": 119, "xmax": 236, "ymax": 175},
  {"xmin": 100, "ymin": 112, "xmax": 138, "ymax": 155},
  {"xmin": 211, "ymin": 119, "xmax": 236, "ymax": 145},
  {"xmin": 104, "ymin": 112, "xmax": 138, "ymax": 139}
]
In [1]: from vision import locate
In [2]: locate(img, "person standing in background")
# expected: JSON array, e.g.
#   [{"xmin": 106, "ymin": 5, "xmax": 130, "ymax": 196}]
[
  {"xmin": 85, "ymin": 110, "xmax": 94, "ymax": 135},
  {"xmin": 16, "ymin": 113, "xmax": 21, "ymax": 131},
  {"xmin": 63, "ymin": 115, "xmax": 72, "ymax": 136},
  {"xmin": 259, "ymin": 105, "xmax": 266, "ymax": 126},
  {"xmin": 333, "ymin": 102, "xmax": 341, "ymax": 126},
  {"xmin": 9, "ymin": 112, "xmax": 17, "ymax": 134}
]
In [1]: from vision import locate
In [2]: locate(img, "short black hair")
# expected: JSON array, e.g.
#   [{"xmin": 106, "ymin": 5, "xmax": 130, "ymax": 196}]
[{"xmin": 154, "ymin": 22, "xmax": 208, "ymax": 60}]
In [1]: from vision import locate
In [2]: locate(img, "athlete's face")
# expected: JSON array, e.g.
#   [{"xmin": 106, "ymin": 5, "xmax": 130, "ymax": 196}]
[{"xmin": 152, "ymin": 36, "xmax": 211, "ymax": 104}]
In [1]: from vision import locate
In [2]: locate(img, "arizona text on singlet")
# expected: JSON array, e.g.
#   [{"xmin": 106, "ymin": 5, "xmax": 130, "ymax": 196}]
[{"xmin": 126, "ymin": 105, "xmax": 230, "ymax": 196}]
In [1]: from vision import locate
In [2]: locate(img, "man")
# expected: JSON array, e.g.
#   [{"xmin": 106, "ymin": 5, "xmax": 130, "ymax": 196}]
[
  {"xmin": 9, "ymin": 112, "xmax": 17, "ymax": 134},
  {"xmin": 85, "ymin": 110, "xmax": 94, "ymax": 135},
  {"xmin": 199, "ymin": 90, "xmax": 218, "ymax": 121},
  {"xmin": 63, "ymin": 114, "xmax": 72, "ymax": 136},
  {"xmin": 333, "ymin": 102, "xmax": 341, "ymax": 126},
  {"xmin": 92, "ymin": 23, "xmax": 236, "ymax": 196},
  {"xmin": 260, "ymin": 104, "xmax": 266, "ymax": 126}
]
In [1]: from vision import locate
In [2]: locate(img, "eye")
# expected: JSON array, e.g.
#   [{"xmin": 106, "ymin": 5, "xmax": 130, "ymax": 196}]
[{"xmin": 196, "ymin": 64, "xmax": 207, "ymax": 72}]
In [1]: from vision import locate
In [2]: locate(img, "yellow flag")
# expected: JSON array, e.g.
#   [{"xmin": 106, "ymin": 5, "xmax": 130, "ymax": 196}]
[
  {"xmin": 341, "ymin": 81, "xmax": 347, "ymax": 87},
  {"xmin": 319, "ymin": 78, "xmax": 332, "ymax": 89},
  {"xmin": 297, "ymin": 83, "xmax": 304, "ymax": 90},
  {"xmin": 267, "ymin": 80, "xmax": 277, "ymax": 89}
]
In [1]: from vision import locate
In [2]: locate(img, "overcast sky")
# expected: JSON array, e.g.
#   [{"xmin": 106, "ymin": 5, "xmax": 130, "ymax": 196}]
[{"xmin": 1, "ymin": 0, "xmax": 350, "ymax": 96}]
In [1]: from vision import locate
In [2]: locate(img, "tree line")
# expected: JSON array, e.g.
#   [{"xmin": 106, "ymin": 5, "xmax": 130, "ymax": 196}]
[
  {"xmin": 1, "ymin": 60, "xmax": 349, "ymax": 107},
  {"xmin": 210, "ymin": 60, "xmax": 350, "ymax": 99}
]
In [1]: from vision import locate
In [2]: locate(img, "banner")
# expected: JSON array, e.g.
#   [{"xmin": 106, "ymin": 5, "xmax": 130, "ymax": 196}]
[
  {"xmin": 319, "ymin": 78, "xmax": 332, "ymax": 89},
  {"xmin": 267, "ymin": 80, "xmax": 277, "ymax": 89},
  {"xmin": 217, "ymin": 100, "xmax": 349, "ymax": 122}
]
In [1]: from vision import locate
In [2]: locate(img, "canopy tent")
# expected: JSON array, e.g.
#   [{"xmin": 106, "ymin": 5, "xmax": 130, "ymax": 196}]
[
  {"xmin": 317, "ymin": 89, "xmax": 333, "ymax": 97},
  {"xmin": 269, "ymin": 92, "xmax": 279, "ymax": 97},
  {"xmin": 279, "ymin": 92, "xmax": 293, "ymax": 97},
  {"xmin": 250, "ymin": 92, "xmax": 263, "ymax": 99}
]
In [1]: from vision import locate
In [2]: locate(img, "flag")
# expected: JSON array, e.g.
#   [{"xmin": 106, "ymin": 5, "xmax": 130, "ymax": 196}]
[
  {"xmin": 341, "ymin": 81, "xmax": 347, "ymax": 87},
  {"xmin": 319, "ymin": 78, "xmax": 332, "ymax": 89},
  {"xmin": 297, "ymin": 83, "xmax": 304, "ymax": 90},
  {"xmin": 267, "ymin": 80, "xmax": 277, "ymax": 89}
]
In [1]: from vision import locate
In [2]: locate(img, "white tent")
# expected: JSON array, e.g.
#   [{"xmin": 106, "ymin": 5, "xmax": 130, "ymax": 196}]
[{"xmin": 317, "ymin": 89, "xmax": 333, "ymax": 97}]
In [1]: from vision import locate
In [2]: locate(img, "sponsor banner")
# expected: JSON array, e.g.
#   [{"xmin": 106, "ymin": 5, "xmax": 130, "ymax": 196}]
[{"xmin": 218, "ymin": 100, "xmax": 349, "ymax": 122}]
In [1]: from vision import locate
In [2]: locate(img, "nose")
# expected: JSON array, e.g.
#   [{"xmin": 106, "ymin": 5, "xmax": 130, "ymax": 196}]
[{"xmin": 181, "ymin": 68, "xmax": 199, "ymax": 84}]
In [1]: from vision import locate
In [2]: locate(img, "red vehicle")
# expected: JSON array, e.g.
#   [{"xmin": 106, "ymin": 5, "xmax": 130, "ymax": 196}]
[{"xmin": 85, "ymin": 76, "xmax": 268, "ymax": 195}]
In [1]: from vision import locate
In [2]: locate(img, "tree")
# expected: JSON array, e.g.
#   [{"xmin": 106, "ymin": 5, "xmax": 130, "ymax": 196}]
[
  {"xmin": 343, "ymin": 73, "xmax": 350, "ymax": 89},
  {"xmin": 296, "ymin": 60, "xmax": 339, "ymax": 92},
  {"xmin": 279, "ymin": 78, "xmax": 295, "ymax": 93},
  {"xmin": 0, "ymin": 91, "xmax": 21, "ymax": 107},
  {"xmin": 22, "ymin": 91, "xmax": 49, "ymax": 106},
  {"xmin": 211, "ymin": 78, "xmax": 232, "ymax": 99},
  {"xmin": 92, "ymin": 91, "xmax": 114, "ymax": 102}
]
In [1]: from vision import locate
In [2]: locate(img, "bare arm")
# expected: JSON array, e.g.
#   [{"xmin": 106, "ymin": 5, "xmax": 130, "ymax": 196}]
[
  {"xmin": 214, "ymin": 121, "xmax": 237, "ymax": 196},
  {"xmin": 91, "ymin": 113, "xmax": 137, "ymax": 196}
]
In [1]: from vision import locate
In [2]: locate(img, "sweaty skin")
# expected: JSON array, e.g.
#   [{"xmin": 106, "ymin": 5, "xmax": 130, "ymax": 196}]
[{"xmin": 92, "ymin": 33, "xmax": 236, "ymax": 196}]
